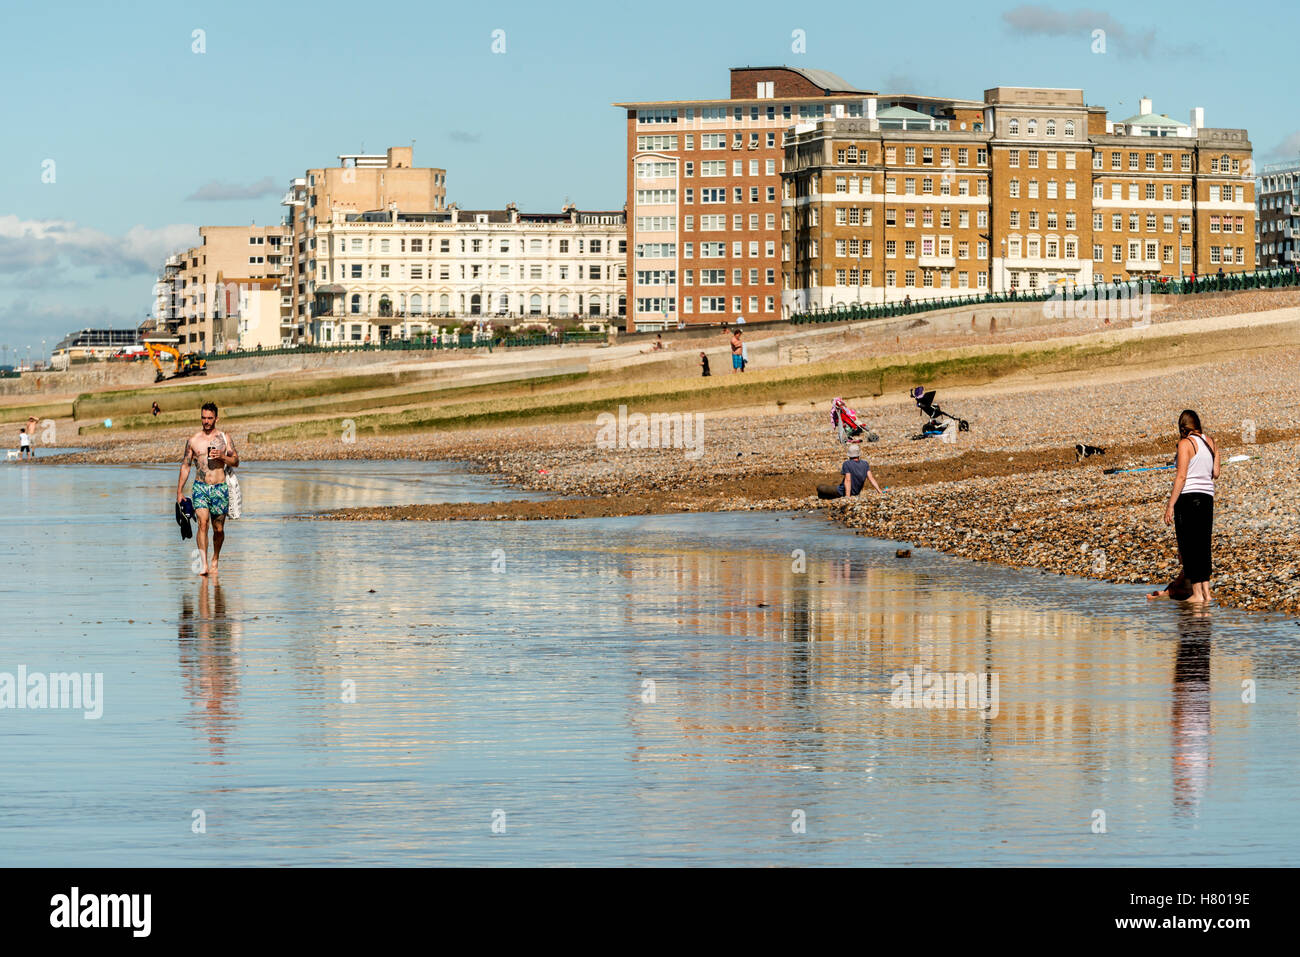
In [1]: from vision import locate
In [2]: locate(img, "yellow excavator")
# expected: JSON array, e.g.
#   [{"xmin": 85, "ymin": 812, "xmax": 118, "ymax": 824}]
[{"xmin": 144, "ymin": 338, "xmax": 207, "ymax": 383}]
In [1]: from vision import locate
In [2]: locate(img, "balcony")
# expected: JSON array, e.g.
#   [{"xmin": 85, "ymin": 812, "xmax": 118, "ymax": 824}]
[
  {"xmin": 917, "ymin": 254, "xmax": 956, "ymax": 269},
  {"xmin": 1125, "ymin": 259, "xmax": 1161, "ymax": 272}
]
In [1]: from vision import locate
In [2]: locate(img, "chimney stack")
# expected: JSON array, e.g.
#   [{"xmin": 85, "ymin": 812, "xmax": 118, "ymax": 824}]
[
  {"xmin": 1190, "ymin": 107, "xmax": 1204, "ymax": 130},
  {"xmin": 1139, "ymin": 96, "xmax": 1152, "ymax": 115}
]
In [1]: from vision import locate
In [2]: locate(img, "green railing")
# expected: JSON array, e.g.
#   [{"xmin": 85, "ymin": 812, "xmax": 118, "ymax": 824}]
[
  {"xmin": 788, "ymin": 266, "xmax": 1300, "ymax": 325},
  {"xmin": 203, "ymin": 329, "xmax": 608, "ymax": 362}
]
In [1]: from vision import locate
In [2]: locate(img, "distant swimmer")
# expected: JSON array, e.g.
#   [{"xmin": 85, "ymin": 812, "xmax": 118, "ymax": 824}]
[{"xmin": 177, "ymin": 401, "xmax": 239, "ymax": 577}]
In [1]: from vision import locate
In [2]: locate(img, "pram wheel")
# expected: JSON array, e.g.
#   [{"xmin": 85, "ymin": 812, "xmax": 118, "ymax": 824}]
[{"xmin": 958, "ymin": 419, "xmax": 970, "ymax": 432}]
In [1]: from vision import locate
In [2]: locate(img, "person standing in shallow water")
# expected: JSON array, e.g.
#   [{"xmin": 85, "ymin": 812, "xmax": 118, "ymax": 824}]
[
  {"xmin": 177, "ymin": 401, "xmax": 239, "ymax": 577},
  {"xmin": 1159, "ymin": 409, "xmax": 1219, "ymax": 604}
]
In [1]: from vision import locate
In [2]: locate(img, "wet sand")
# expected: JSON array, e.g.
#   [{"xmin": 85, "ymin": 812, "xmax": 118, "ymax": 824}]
[{"xmin": 28, "ymin": 306, "xmax": 1300, "ymax": 616}]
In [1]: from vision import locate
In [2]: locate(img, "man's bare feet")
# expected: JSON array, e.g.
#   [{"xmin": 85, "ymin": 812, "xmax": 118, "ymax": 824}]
[{"xmin": 208, "ymin": 558, "xmax": 219, "ymax": 578}]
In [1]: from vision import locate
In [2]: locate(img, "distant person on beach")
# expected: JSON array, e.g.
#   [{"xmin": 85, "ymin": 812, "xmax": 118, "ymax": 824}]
[
  {"xmin": 1153, "ymin": 409, "xmax": 1219, "ymax": 604},
  {"xmin": 19, "ymin": 427, "xmax": 32, "ymax": 460},
  {"xmin": 730, "ymin": 329, "xmax": 743, "ymax": 373},
  {"xmin": 699, "ymin": 352, "xmax": 711, "ymax": 377},
  {"xmin": 152, "ymin": 401, "xmax": 161, "ymax": 417},
  {"xmin": 177, "ymin": 401, "xmax": 239, "ymax": 577},
  {"xmin": 817, "ymin": 444, "xmax": 884, "ymax": 499}
]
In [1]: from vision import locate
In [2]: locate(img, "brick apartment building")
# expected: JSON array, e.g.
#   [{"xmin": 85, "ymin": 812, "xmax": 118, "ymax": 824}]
[
  {"xmin": 1256, "ymin": 160, "xmax": 1300, "ymax": 267},
  {"xmin": 616, "ymin": 66, "xmax": 880, "ymax": 331},
  {"xmin": 783, "ymin": 88, "xmax": 1256, "ymax": 315}
]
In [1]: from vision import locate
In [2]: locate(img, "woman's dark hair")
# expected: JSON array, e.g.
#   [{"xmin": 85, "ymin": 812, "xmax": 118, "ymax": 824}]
[
  {"xmin": 201, "ymin": 401, "xmax": 218, "ymax": 416},
  {"xmin": 1178, "ymin": 409, "xmax": 1202, "ymax": 437}
]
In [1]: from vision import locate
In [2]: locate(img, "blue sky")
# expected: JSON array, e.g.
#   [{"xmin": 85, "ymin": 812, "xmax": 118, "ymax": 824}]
[{"xmin": 2, "ymin": 0, "xmax": 1297, "ymax": 353}]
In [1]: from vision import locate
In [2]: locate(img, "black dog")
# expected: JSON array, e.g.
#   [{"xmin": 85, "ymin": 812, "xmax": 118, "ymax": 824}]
[{"xmin": 1075, "ymin": 443, "xmax": 1107, "ymax": 463}]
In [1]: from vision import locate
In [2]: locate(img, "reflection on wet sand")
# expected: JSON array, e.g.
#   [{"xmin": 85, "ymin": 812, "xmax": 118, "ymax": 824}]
[
  {"xmin": 609, "ymin": 544, "xmax": 1250, "ymax": 795},
  {"xmin": 178, "ymin": 582, "xmax": 241, "ymax": 763},
  {"xmin": 1172, "ymin": 608, "xmax": 1213, "ymax": 816}
]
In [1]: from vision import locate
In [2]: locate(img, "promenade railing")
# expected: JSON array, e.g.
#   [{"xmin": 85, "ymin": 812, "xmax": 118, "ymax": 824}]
[
  {"xmin": 788, "ymin": 267, "xmax": 1300, "ymax": 325},
  {"xmin": 203, "ymin": 329, "xmax": 609, "ymax": 362}
]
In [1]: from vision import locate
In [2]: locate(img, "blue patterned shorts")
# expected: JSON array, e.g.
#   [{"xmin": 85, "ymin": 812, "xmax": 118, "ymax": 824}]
[{"xmin": 192, "ymin": 481, "xmax": 229, "ymax": 517}]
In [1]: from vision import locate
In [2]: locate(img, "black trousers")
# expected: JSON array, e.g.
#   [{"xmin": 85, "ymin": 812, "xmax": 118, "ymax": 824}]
[{"xmin": 1174, "ymin": 492, "xmax": 1214, "ymax": 584}]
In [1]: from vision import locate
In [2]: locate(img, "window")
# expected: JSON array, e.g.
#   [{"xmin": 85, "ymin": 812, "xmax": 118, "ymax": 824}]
[
  {"xmin": 1028, "ymin": 150, "xmax": 1038, "ymax": 169},
  {"xmin": 1009, "ymin": 118, "xmax": 1019, "ymax": 135},
  {"xmin": 1008, "ymin": 149, "xmax": 1020, "ymax": 168},
  {"xmin": 1027, "ymin": 119, "xmax": 1037, "ymax": 135}
]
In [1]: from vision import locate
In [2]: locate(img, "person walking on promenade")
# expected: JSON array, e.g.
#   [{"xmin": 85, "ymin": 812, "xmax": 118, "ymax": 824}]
[
  {"xmin": 1160, "ymin": 409, "xmax": 1220, "ymax": 604},
  {"xmin": 699, "ymin": 351, "xmax": 711, "ymax": 377},
  {"xmin": 730, "ymin": 329, "xmax": 744, "ymax": 373}
]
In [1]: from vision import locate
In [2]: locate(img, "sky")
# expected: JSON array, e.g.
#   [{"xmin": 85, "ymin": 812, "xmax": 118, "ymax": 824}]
[{"xmin": 2, "ymin": 0, "xmax": 1298, "ymax": 355}]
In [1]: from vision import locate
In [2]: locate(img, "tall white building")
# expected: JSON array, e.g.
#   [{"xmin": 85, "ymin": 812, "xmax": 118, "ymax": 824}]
[{"xmin": 311, "ymin": 204, "xmax": 627, "ymax": 343}]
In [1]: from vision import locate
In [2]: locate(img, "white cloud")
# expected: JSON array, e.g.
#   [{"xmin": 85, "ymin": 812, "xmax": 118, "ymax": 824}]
[
  {"xmin": 0, "ymin": 215, "xmax": 196, "ymax": 279},
  {"xmin": 1268, "ymin": 131, "xmax": 1300, "ymax": 161},
  {"xmin": 0, "ymin": 216, "xmax": 195, "ymax": 343},
  {"xmin": 186, "ymin": 177, "xmax": 280, "ymax": 201},
  {"xmin": 1001, "ymin": 4, "xmax": 1181, "ymax": 59}
]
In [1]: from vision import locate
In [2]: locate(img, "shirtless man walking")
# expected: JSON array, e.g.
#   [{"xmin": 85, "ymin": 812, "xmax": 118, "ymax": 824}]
[{"xmin": 177, "ymin": 401, "xmax": 239, "ymax": 576}]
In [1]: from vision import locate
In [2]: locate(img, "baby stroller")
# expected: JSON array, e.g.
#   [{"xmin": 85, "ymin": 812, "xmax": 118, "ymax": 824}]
[
  {"xmin": 910, "ymin": 386, "xmax": 969, "ymax": 439},
  {"xmin": 830, "ymin": 397, "xmax": 878, "ymax": 444}
]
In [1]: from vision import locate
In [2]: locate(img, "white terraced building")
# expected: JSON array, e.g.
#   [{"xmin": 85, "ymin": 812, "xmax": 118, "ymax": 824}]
[{"xmin": 310, "ymin": 204, "xmax": 627, "ymax": 343}]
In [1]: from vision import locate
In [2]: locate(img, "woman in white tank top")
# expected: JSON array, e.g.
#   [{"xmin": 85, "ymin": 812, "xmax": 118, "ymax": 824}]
[{"xmin": 1161, "ymin": 409, "xmax": 1220, "ymax": 604}]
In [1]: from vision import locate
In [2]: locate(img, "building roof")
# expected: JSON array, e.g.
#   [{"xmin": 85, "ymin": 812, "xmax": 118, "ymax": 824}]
[
  {"xmin": 736, "ymin": 65, "xmax": 869, "ymax": 94},
  {"xmin": 1119, "ymin": 112, "xmax": 1182, "ymax": 127},
  {"xmin": 877, "ymin": 105, "xmax": 933, "ymax": 121}
]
